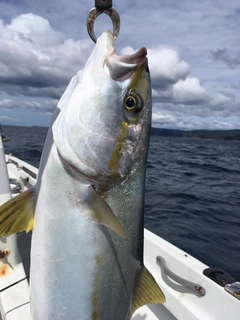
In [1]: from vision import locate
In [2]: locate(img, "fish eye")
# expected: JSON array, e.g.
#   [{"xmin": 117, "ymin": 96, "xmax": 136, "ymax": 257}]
[{"xmin": 124, "ymin": 92, "xmax": 143, "ymax": 114}]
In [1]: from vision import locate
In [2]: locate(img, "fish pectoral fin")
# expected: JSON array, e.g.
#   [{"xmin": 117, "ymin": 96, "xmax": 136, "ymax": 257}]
[
  {"xmin": 78, "ymin": 185, "xmax": 126, "ymax": 238},
  {"xmin": 0, "ymin": 189, "xmax": 35, "ymax": 236},
  {"xmin": 131, "ymin": 265, "xmax": 166, "ymax": 317}
]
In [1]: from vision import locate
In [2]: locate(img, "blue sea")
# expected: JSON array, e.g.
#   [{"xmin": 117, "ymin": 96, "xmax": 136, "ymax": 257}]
[{"xmin": 2, "ymin": 125, "xmax": 240, "ymax": 281}]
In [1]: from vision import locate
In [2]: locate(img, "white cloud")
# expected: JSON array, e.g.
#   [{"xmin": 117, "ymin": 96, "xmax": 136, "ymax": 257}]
[
  {"xmin": 0, "ymin": 98, "xmax": 57, "ymax": 113},
  {"xmin": 4, "ymin": 13, "xmax": 63, "ymax": 47},
  {"xmin": 0, "ymin": 13, "xmax": 93, "ymax": 98},
  {"xmin": 0, "ymin": 2, "xmax": 239, "ymax": 129},
  {"xmin": 211, "ymin": 93, "xmax": 233, "ymax": 108},
  {"xmin": 152, "ymin": 109, "xmax": 238, "ymax": 130},
  {"xmin": 152, "ymin": 76, "xmax": 240, "ymax": 129},
  {"xmin": 152, "ymin": 111, "xmax": 176, "ymax": 124},
  {"xmin": 148, "ymin": 47, "xmax": 190, "ymax": 88},
  {"xmin": 172, "ymin": 77, "xmax": 210, "ymax": 104},
  {"xmin": 120, "ymin": 46, "xmax": 135, "ymax": 55},
  {"xmin": 151, "ymin": 110, "xmax": 197, "ymax": 130},
  {"xmin": 152, "ymin": 77, "xmax": 210, "ymax": 105},
  {"xmin": 0, "ymin": 115, "xmax": 20, "ymax": 123},
  {"xmin": 211, "ymin": 120, "xmax": 234, "ymax": 129}
]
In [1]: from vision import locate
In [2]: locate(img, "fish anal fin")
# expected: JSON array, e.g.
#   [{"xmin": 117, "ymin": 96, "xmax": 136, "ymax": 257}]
[
  {"xmin": 0, "ymin": 189, "xmax": 35, "ymax": 236},
  {"xmin": 131, "ymin": 265, "xmax": 165, "ymax": 317},
  {"xmin": 78, "ymin": 185, "xmax": 126, "ymax": 238}
]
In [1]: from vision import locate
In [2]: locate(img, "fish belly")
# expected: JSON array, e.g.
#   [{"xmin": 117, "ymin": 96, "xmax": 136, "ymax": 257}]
[
  {"xmin": 30, "ymin": 170, "xmax": 97, "ymax": 318},
  {"xmin": 30, "ymin": 146, "xmax": 140, "ymax": 320}
]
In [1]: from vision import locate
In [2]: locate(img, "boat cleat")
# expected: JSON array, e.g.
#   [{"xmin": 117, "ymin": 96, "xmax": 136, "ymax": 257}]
[{"xmin": 225, "ymin": 282, "xmax": 240, "ymax": 300}]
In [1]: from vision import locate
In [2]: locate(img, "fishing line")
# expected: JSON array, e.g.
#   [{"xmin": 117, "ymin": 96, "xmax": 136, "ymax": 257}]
[{"xmin": 145, "ymin": 183, "xmax": 197, "ymax": 214}]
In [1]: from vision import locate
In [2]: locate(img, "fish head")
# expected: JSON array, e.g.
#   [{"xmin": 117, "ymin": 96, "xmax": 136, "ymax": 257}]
[{"xmin": 53, "ymin": 31, "xmax": 151, "ymax": 190}]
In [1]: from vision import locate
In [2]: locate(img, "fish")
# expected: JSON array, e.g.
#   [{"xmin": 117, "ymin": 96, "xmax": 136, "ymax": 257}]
[{"xmin": 0, "ymin": 30, "xmax": 165, "ymax": 319}]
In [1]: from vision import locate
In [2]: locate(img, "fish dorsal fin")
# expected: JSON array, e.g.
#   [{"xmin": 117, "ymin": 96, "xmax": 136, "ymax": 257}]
[
  {"xmin": 77, "ymin": 185, "xmax": 126, "ymax": 238},
  {"xmin": 131, "ymin": 265, "xmax": 166, "ymax": 317},
  {"xmin": 0, "ymin": 189, "xmax": 35, "ymax": 236}
]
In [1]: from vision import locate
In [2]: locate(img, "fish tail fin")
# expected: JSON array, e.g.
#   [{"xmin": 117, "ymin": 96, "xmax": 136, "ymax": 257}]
[
  {"xmin": 0, "ymin": 188, "xmax": 35, "ymax": 236},
  {"xmin": 131, "ymin": 264, "xmax": 165, "ymax": 317}
]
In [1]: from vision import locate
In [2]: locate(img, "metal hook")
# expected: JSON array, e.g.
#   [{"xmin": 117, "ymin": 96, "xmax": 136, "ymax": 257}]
[{"xmin": 87, "ymin": 0, "xmax": 120, "ymax": 43}]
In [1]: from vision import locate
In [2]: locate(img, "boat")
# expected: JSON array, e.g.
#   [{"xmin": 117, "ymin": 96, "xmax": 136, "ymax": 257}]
[{"xmin": 0, "ymin": 133, "xmax": 240, "ymax": 319}]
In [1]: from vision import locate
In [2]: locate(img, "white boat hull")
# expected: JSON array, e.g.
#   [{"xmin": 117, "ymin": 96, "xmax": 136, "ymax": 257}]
[
  {"xmin": 134, "ymin": 229, "xmax": 240, "ymax": 319},
  {"xmin": 1, "ymin": 153, "xmax": 240, "ymax": 319}
]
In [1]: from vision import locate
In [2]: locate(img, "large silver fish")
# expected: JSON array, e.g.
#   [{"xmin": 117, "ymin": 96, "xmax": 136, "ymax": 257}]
[{"xmin": 0, "ymin": 31, "xmax": 165, "ymax": 319}]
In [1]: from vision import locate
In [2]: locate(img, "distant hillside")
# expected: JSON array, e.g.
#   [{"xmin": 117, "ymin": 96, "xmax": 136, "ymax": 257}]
[{"xmin": 151, "ymin": 127, "xmax": 240, "ymax": 141}]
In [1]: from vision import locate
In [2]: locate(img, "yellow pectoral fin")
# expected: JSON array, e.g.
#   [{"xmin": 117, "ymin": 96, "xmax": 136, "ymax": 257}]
[
  {"xmin": 0, "ymin": 189, "xmax": 35, "ymax": 236},
  {"xmin": 131, "ymin": 265, "xmax": 166, "ymax": 316},
  {"xmin": 78, "ymin": 185, "xmax": 126, "ymax": 238}
]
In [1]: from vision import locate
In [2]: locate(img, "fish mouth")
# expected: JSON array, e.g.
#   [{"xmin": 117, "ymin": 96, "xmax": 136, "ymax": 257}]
[{"xmin": 103, "ymin": 31, "xmax": 147, "ymax": 81}]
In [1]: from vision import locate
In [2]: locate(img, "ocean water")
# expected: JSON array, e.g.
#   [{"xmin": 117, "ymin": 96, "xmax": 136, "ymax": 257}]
[{"xmin": 2, "ymin": 125, "xmax": 240, "ymax": 281}]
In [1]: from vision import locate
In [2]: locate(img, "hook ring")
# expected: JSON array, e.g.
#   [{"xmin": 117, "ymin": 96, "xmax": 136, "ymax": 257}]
[{"xmin": 87, "ymin": 7, "xmax": 120, "ymax": 43}]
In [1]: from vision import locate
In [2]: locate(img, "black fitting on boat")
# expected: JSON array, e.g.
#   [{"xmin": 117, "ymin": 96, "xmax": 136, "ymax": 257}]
[
  {"xmin": 203, "ymin": 267, "xmax": 235, "ymax": 287},
  {"xmin": 9, "ymin": 178, "xmax": 21, "ymax": 194}
]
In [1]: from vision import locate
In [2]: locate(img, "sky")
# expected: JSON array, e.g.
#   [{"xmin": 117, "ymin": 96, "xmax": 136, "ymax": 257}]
[{"xmin": 0, "ymin": 0, "xmax": 240, "ymax": 130}]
